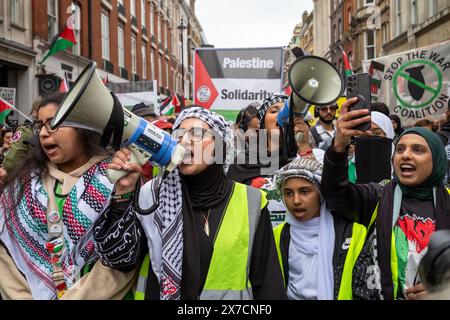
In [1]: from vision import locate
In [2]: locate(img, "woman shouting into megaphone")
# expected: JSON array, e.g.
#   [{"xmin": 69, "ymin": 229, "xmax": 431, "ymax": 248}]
[
  {"xmin": 93, "ymin": 106, "xmax": 286, "ymax": 300},
  {"xmin": 0, "ymin": 93, "xmax": 136, "ymax": 300}
]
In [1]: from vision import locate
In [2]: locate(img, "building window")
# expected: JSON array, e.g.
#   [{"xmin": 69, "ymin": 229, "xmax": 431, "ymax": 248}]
[
  {"xmin": 47, "ymin": 0, "xmax": 58, "ymax": 41},
  {"xmin": 158, "ymin": 14, "xmax": 161, "ymax": 42},
  {"xmin": 151, "ymin": 50, "xmax": 155, "ymax": 80},
  {"xmin": 142, "ymin": 45, "xmax": 147, "ymax": 79},
  {"xmin": 348, "ymin": 8, "xmax": 352, "ymax": 30},
  {"xmin": 131, "ymin": 34, "xmax": 137, "ymax": 74},
  {"xmin": 365, "ymin": 29, "xmax": 375, "ymax": 60},
  {"xmin": 395, "ymin": 0, "xmax": 402, "ymax": 36},
  {"xmin": 101, "ymin": 13, "xmax": 110, "ymax": 60},
  {"xmin": 11, "ymin": 0, "xmax": 22, "ymax": 25},
  {"xmin": 364, "ymin": 0, "xmax": 375, "ymax": 5},
  {"xmin": 164, "ymin": 23, "xmax": 167, "ymax": 49},
  {"xmin": 131, "ymin": 0, "xmax": 136, "ymax": 17},
  {"xmin": 333, "ymin": 24, "xmax": 336, "ymax": 43},
  {"xmin": 150, "ymin": 3, "xmax": 154, "ymax": 34},
  {"xmin": 72, "ymin": 4, "xmax": 81, "ymax": 55},
  {"xmin": 172, "ymin": 68, "xmax": 176, "ymax": 91},
  {"xmin": 411, "ymin": 0, "xmax": 418, "ymax": 25},
  {"xmin": 338, "ymin": 18, "xmax": 342, "ymax": 41},
  {"xmin": 165, "ymin": 61, "xmax": 169, "ymax": 87},
  {"xmin": 141, "ymin": 0, "xmax": 146, "ymax": 27},
  {"xmin": 118, "ymin": 25, "xmax": 125, "ymax": 68},
  {"xmin": 158, "ymin": 56, "xmax": 162, "ymax": 86},
  {"xmin": 429, "ymin": 0, "xmax": 438, "ymax": 17},
  {"xmin": 382, "ymin": 22, "xmax": 389, "ymax": 43}
]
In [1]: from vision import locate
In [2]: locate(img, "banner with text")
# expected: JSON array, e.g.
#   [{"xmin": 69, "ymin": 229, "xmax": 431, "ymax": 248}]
[
  {"xmin": 367, "ymin": 40, "xmax": 450, "ymax": 126},
  {"xmin": 194, "ymin": 47, "xmax": 284, "ymax": 120}
]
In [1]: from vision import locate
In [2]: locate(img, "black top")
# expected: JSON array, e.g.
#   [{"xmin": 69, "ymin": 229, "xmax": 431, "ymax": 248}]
[
  {"xmin": 103, "ymin": 177, "xmax": 286, "ymax": 300},
  {"xmin": 321, "ymin": 144, "xmax": 450, "ymax": 300}
]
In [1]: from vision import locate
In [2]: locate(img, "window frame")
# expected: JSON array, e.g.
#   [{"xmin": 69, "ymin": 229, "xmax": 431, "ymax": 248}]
[
  {"xmin": 47, "ymin": 0, "xmax": 58, "ymax": 41},
  {"xmin": 118, "ymin": 24, "xmax": 125, "ymax": 68},
  {"xmin": 141, "ymin": 0, "xmax": 146, "ymax": 27},
  {"xmin": 131, "ymin": 34, "xmax": 137, "ymax": 74},
  {"xmin": 364, "ymin": 29, "xmax": 376, "ymax": 60},
  {"xmin": 142, "ymin": 44, "xmax": 147, "ymax": 79},
  {"xmin": 101, "ymin": 12, "xmax": 110, "ymax": 60}
]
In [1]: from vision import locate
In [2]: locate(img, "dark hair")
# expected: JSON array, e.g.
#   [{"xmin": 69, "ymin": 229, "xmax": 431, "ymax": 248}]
[
  {"xmin": 236, "ymin": 104, "xmax": 259, "ymax": 132},
  {"xmin": 371, "ymin": 102, "xmax": 390, "ymax": 117},
  {"xmin": 1, "ymin": 92, "xmax": 111, "ymax": 197},
  {"xmin": 166, "ymin": 117, "xmax": 176, "ymax": 125},
  {"xmin": 1, "ymin": 128, "xmax": 13, "ymax": 139},
  {"xmin": 415, "ymin": 118, "xmax": 433, "ymax": 128},
  {"xmin": 389, "ymin": 114, "xmax": 404, "ymax": 136}
]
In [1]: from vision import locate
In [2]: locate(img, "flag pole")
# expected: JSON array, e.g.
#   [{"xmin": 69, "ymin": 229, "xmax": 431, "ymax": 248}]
[{"xmin": 0, "ymin": 97, "xmax": 33, "ymax": 122}]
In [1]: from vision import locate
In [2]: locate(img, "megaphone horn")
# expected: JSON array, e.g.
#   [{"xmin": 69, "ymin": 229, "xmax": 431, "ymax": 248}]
[
  {"xmin": 288, "ymin": 55, "xmax": 343, "ymax": 113},
  {"xmin": 50, "ymin": 62, "xmax": 185, "ymax": 182}
]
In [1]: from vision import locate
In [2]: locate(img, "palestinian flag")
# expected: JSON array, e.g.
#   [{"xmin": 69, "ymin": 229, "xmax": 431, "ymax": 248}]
[
  {"xmin": 42, "ymin": 23, "xmax": 77, "ymax": 63},
  {"xmin": 369, "ymin": 60, "xmax": 385, "ymax": 94},
  {"xmin": 341, "ymin": 50, "xmax": 353, "ymax": 77},
  {"xmin": 59, "ymin": 73, "xmax": 69, "ymax": 92},
  {"xmin": 161, "ymin": 94, "xmax": 184, "ymax": 115},
  {"xmin": 0, "ymin": 98, "xmax": 13, "ymax": 124},
  {"xmin": 160, "ymin": 96, "xmax": 174, "ymax": 115}
]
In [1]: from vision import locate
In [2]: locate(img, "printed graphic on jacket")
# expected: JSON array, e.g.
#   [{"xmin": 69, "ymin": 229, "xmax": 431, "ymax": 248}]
[
  {"xmin": 251, "ymin": 176, "xmax": 286, "ymax": 227},
  {"xmin": 395, "ymin": 212, "xmax": 436, "ymax": 292}
]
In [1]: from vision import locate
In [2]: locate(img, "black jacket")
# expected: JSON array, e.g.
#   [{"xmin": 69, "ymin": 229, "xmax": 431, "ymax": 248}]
[{"xmin": 321, "ymin": 144, "xmax": 450, "ymax": 299}]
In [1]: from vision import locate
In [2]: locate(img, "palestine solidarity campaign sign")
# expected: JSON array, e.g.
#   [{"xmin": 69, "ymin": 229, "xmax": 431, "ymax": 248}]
[
  {"xmin": 368, "ymin": 40, "xmax": 450, "ymax": 126},
  {"xmin": 194, "ymin": 47, "xmax": 284, "ymax": 120}
]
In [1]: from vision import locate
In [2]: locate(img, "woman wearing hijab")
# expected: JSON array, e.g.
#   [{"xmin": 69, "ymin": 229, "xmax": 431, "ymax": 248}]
[
  {"xmin": 227, "ymin": 94, "xmax": 290, "ymax": 226},
  {"xmin": 93, "ymin": 106, "xmax": 286, "ymax": 300},
  {"xmin": 348, "ymin": 111, "xmax": 395, "ymax": 183},
  {"xmin": 228, "ymin": 93, "xmax": 289, "ymax": 185},
  {"xmin": 0, "ymin": 93, "xmax": 135, "ymax": 300},
  {"xmin": 273, "ymin": 158, "xmax": 369, "ymax": 300},
  {"xmin": 322, "ymin": 97, "xmax": 450, "ymax": 300}
]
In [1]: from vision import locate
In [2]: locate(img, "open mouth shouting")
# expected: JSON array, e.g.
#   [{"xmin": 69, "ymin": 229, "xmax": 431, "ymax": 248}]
[
  {"xmin": 42, "ymin": 142, "xmax": 59, "ymax": 158},
  {"xmin": 399, "ymin": 163, "xmax": 416, "ymax": 178}
]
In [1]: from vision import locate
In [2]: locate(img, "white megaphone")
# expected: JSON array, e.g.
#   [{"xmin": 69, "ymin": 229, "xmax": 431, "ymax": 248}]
[
  {"xmin": 50, "ymin": 62, "xmax": 185, "ymax": 182},
  {"xmin": 277, "ymin": 55, "xmax": 344, "ymax": 157},
  {"xmin": 289, "ymin": 55, "xmax": 343, "ymax": 113}
]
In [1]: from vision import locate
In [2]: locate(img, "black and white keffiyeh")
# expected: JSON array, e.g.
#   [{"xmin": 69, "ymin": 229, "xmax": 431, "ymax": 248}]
[
  {"xmin": 94, "ymin": 107, "xmax": 233, "ymax": 300},
  {"xmin": 257, "ymin": 93, "xmax": 288, "ymax": 121},
  {"xmin": 140, "ymin": 107, "xmax": 232, "ymax": 300},
  {"xmin": 274, "ymin": 157, "xmax": 323, "ymax": 194}
]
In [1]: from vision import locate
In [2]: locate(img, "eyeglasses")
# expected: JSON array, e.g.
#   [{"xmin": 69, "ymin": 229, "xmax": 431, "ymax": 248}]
[
  {"xmin": 319, "ymin": 106, "xmax": 338, "ymax": 113},
  {"xmin": 32, "ymin": 118, "xmax": 58, "ymax": 136},
  {"xmin": 172, "ymin": 127, "xmax": 214, "ymax": 142}
]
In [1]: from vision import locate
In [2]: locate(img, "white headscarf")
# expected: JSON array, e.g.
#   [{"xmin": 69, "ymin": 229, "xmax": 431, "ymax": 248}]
[
  {"xmin": 274, "ymin": 158, "xmax": 335, "ymax": 300},
  {"xmin": 371, "ymin": 111, "xmax": 395, "ymax": 140}
]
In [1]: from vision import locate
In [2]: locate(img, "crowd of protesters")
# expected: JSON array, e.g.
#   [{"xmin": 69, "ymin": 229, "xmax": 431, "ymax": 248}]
[{"xmin": 0, "ymin": 83, "xmax": 449, "ymax": 301}]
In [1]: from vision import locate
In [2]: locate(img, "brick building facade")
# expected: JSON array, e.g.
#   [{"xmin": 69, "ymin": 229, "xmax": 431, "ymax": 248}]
[{"xmin": 33, "ymin": 0, "xmax": 204, "ymax": 102}]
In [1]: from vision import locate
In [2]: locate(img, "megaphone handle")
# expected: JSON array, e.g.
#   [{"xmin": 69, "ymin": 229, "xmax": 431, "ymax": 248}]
[{"xmin": 106, "ymin": 146, "xmax": 151, "ymax": 183}]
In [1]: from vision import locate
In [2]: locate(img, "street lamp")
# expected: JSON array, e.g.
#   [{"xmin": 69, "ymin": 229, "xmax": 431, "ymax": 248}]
[{"xmin": 177, "ymin": 18, "xmax": 188, "ymax": 96}]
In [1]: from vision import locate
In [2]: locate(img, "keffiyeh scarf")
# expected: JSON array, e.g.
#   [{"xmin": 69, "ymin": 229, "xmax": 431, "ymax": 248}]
[
  {"xmin": 0, "ymin": 160, "xmax": 113, "ymax": 299},
  {"xmin": 257, "ymin": 93, "xmax": 288, "ymax": 121},
  {"xmin": 138, "ymin": 107, "xmax": 233, "ymax": 300}
]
